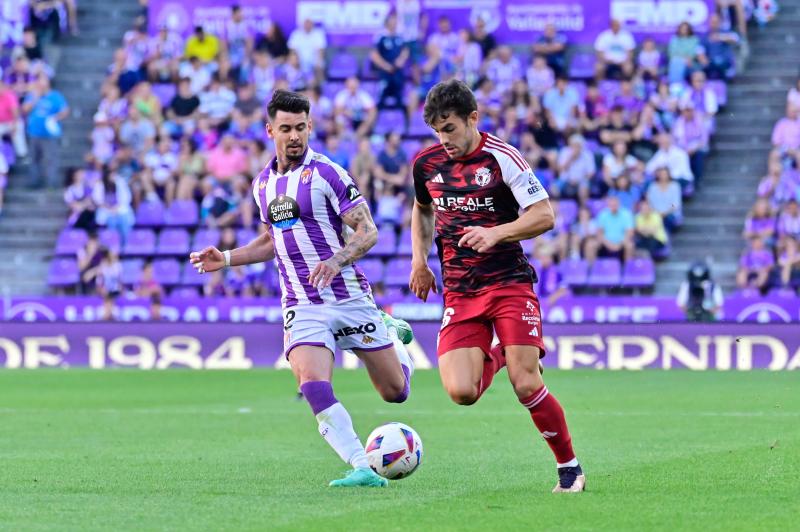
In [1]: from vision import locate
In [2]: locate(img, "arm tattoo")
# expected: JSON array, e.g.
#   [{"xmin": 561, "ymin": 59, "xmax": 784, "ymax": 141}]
[{"xmin": 332, "ymin": 203, "xmax": 378, "ymax": 267}]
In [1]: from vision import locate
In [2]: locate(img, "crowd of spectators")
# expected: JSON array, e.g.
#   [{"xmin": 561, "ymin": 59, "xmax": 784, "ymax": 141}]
[{"xmin": 12, "ymin": 1, "xmax": 771, "ymax": 302}]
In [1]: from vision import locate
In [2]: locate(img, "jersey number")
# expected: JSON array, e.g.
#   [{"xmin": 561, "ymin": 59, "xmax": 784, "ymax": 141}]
[
  {"xmin": 284, "ymin": 310, "xmax": 296, "ymax": 330},
  {"xmin": 441, "ymin": 307, "xmax": 455, "ymax": 328}
]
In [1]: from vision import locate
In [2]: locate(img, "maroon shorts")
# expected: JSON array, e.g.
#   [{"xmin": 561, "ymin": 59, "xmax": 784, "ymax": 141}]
[{"xmin": 437, "ymin": 283, "xmax": 545, "ymax": 358}]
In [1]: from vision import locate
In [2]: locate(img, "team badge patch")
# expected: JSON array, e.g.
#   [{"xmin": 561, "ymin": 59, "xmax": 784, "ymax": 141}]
[
  {"xmin": 474, "ymin": 167, "xmax": 491, "ymax": 187},
  {"xmin": 346, "ymin": 184, "xmax": 362, "ymax": 201},
  {"xmin": 268, "ymin": 194, "xmax": 300, "ymax": 229},
  {"xmin": 300, "ymin": 168, "xmax": 312, "ymax": 184}
]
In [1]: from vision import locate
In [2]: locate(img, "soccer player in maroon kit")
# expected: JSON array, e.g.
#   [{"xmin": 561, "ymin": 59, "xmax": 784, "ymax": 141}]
[{"xmin": 409, "ymin": 79, "xmax": 585, "ymax": 493}]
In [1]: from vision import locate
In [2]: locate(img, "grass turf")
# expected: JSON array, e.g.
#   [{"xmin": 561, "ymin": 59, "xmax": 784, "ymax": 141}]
[{"xmin": 0, "ymin": 369, "xmax": 797, "ymax": 531}]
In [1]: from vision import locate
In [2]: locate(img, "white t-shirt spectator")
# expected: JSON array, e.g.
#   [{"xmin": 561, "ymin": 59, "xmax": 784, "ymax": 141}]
[
  {"xmin": 428, "ymin": 31, "xmax": 460, "ymax": 61},
  {"xmin": 486, "ymin": 57, "xmax": 522, "ymax": 95},
  {"xmin": 200, "ymin": 86, "xmax": 236, "ymax": 121},
  {"xmin": 178, "ymin": 62, "xmax": 212, "ymax": 95},
  {"xmin": 594, "ymin": 29, "xmax": 636, "ymax": 64},
  {"xmin": 334, "ymin": 89, "xmax": 375, "ymax": 122},
  {"xmin": 144, "ymin": 148, "xmax": 179, "ymax": 185},
  {"xmin": 645, "ymin": 146, "xmax": 693, "ymax": 182},
  {"xmin": 288, "ymin": 27, "xmax": 327, "ymax": 72},
  {"xmin": 602, "ymin": 152, "xmax": 639, "ymax": 180},
  {"xmin": 557, "ymin": 147, "xmax": 596, "ymax": 185}
]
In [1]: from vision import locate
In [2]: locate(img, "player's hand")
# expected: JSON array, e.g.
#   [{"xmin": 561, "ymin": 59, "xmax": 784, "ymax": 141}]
[
  {"xmin": 409, "ymin": 262, "xmax": 437, "ymax": 302},
  {"xmin": 458, "ymin": 226, "xmax": 502, "ymax": 253},
  {"xmin": 189, "ymin": 246, "xmax": 225, "ymax": 274},
  {"xmin": 308, "ymin": 258, "xmax": 342, "ymax": 290}
]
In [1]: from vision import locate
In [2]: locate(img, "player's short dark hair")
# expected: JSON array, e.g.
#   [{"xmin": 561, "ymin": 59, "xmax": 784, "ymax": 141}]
[
  {"xmin": 423, "ymin": 79, "xmax": 477, "ymax": 126},
  {"xmin": 267, "ymin": 90, "xmax": 311, "ymax": 121}
]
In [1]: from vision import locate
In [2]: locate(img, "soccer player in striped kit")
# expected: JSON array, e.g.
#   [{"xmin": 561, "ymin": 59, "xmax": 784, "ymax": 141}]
[
  {"xmin": 190, "ymin": 90, "xmax": 414, "ymax": 488},
  {"xmin": 409, "ymin": 80, "xmax": 585, "ymax": 493}
]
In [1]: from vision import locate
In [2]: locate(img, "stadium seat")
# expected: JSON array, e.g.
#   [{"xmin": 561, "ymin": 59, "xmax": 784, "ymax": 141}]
[
  {"xmin": 558, "ymin": 200, "xmax": 578, "ymax": 226},
  {"xmin": 121, "ymin": 259, "xmax": 144, "ymax": 286},
  {"xmin": 180, "ymin": 262, "xmax": 206, "ymax": 287},
  {"xmin": 54, "ymin": 228, "xmax": 87, "ymax": 255},
  {"xmin": 588, "ymin": 199, "xmax": 606, "ymax": 217},
  {"xmin": 192, "ymin": 228, "xmax": 220, "ymax": 250},
  {"xmin": 397, "ymin": 228, "xmax": 413, "ymax": 255},
  {"xmin": 621, "ymin": 257, "xmax": 656, "ymax": 288},
  {"xmin": 172, "ymin": 286, "xmax": 201, "ymax": 298},
  {"xmin": 122, "ymin": 229, "xmax": 157, "ymax": 256},
  {"xmin": 373, "ymin": 110, "xmax": 406, "ymax": 136},
  {"xmin": 370, "ymin": 226, "xmax": 398, "ymax": 256},
  {"xmin": 236, "ymin": 228, "xmax": 256, "ymax": 245},
  {"xmin": 47, "ymin": 258, "xmax": 79, "ymax": 287},
  {"xmin": 155, "ymin": 228, "xmax": 191, "ymax": 256},
  {"xmin": 327, "ymin": 53, "xmax": 359, "ymax": 80},
  {"xmin": 152, "ymin": 83, "xmax": 176, "ymax": 108},
  {"xmin": 384, "ymin": 258, "xmax": 411, "ymax": 287},
  {"xmin": 355, "ymin": 258, "xmax": 384, "ymax": 284},
  {"xmin": 360, "ymin": 56, "xmax": 378, "ymax": 80},
  {"xmin": 360, "ymin": 80, "xmax": 380, "ymax": 99},
  {"xmin": 559, "ymin": 258, "xmax": 589, "ymax": 287},
  {"xmin": 598, "ymin": 79, "xmax": 622, "ymax": 100},
  {"xmin": 164, "ymin": 200, "xmax": 199, "ymax": 227},
  {"xmin": 587, "ymin": 258, "xmax": 622, "ymax": 287},
  {"xmin": 568, "ymin": 52, "xmax": 596, "ymax": 79},
  {"xmin": 135, "ymin": 201, "xmax": 165, "ymax": 228},
  {"xmin": 98, "ymin": 229, "xmax": 121, "ymax": 254},
  {"xmin": 406, "ymin": 113, "xmax": 431, "ymax": 138},
  {"xmin": 152, "ymin": 259, "xmax": 181, "ymax": 286},
  {"xmin": 401, "ymin": 139, "xmax": 422, "ymax": 159},
  {"xmin": 708, "ymin": 80, "xmax": 728, "ymax": 107},
  {"xmin": 322, "ymin": 81, "xmax": 345, "ymax": 101}
]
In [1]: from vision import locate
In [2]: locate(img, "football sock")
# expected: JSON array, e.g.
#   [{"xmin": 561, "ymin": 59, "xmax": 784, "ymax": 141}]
[
  {"xmin": 387, "ymin": 328, "xmax": 411, "ymax": 403},
  {"xmin": 477, "ymin": 344, "xmax": 504, "ymax": 399},
  {"xmin": 519, "ymin": 385, "xmax": 577, "ymax": 465},
  {"xmin": 300, "ymin": 381, "xmax": 369, "ymax": 469}
]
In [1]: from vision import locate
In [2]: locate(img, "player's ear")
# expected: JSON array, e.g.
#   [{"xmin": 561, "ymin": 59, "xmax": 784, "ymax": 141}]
[
  {"xmin": 265, "ymin": 122, "xmax": 274, "ymax": 139},
  {"xmin": 307, "ymin": 116, "xmax": 313, "ymax": 134},
  {"xmin": 467, "ymin": 110, "xmax": 479, "ymax": 128}
]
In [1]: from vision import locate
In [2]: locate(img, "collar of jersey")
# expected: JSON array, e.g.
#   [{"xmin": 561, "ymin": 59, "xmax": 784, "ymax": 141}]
[{"xmin": 453, "ymin": 132, "xmax": 488, "ymax": 161}]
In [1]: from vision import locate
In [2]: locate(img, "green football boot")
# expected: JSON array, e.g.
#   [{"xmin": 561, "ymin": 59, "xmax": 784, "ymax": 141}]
[
  {"xmin": 329, "ymin": 468, "xmax": 388, "ymax": 488},
  {"xmin": 380, "ymin": 310, "xmax": 414, "ymax": 345}
]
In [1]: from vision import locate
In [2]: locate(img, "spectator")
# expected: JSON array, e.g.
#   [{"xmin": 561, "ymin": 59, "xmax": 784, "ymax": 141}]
[
  {"xmin": 613, "ymin": 78, "xmax": 643, "ymax": 124},
  {"xmin": 374, "ymin": 132, "xmax": 409, "ymax": 193},
  {"xmin": 175, "ymin": 137, "xmax": 206, "ymax": 200},
  {"xmin": 473, "ymin": 76, "xmax": 502, "ymax": 127},
  {"xmin": 92, "ymin": 249, "xmax": 123, "ymax": 320},
  {"xmin": 636, "ymin": 37, "xmax": 661, "ymax": 80},
  {"xmin": 0, "ymin": 77, "xmax": 27, "ymax": 157},
  {"xmin": 135, "ymin": 261, "xmax": 165, "ymax": 300},
  {"xmin": 77, "ymin": 233, "xmax": 103, "ymax": 294},
  {"xmin": 569, "ymin": 206, "xmax": 600, "ymax": 260},
  {"xmin": 305, "ymin": 85, "xmax": 335, "ymax": 140},
  {"xmin": 631, "ymin": 103, "xmax": 666, "ymax": 161},
  {"xmin": 96, "ymin": 169, "xmax": 135, "ymax": 245},
  {"xmin": 350, "ymin": 137, "xmax": 377, "ymax": 202},
  {"xmin": 594, "ymin": 195, "xmax": 635, "ymax": 262},
  {"xmin": 204, "ymin": 269, "xmax": 226, "ymax": 296},
  {"xmin": 680, "ymin": 70, "xmax": 719, "ymax": 120},
  {"xmin": 226, "ymin": 265, "xmax": 253, "ymax": 297},
  {"xmin": 455, "ymin": 28, "xmax": 483, "ymax": 87},
  {"xmin": 602, "ymin": 140, "xmax": 643, "ymax": 188},
  {"xmin": 598, "ymin": 105, "xmax": 634, "ymax": 147},
  {"xmin": 164, "ymin": 78, "xmax": 200, "ymax": 138},
  {"xmin": 427, "ymin": 16, "xmax": 460, "ymax": 62},
  {"xmin": 248, "ymin": 50, "xmax": 276, "ymax": 101},
  {"xmin": 287, "ymin": 19, "xmax": 326, "ymax": 79},
  {"xmin": 178, "ymin": 56, "xmax": 212, "ymax": 95},
  {"xmin": 130, "ymin": 81, "xmax": 163, "ymax": 126},
  {"xmin": 758, "ymin": 156, "xmax": 797, "ymax": 208},
  {"xmin": 667, "ymin": 22, "xmax": 701, "ymax": 83},
  {"xmin": 647, "ymin": 166, "xmax": 683, "ymax": 231},
  {"xmin": 206, "ymin": 134, "xmax": 248, "ymax": 185},
  {"xmin": 199, "ymin": 75, "xmax": 237, "ymax": 130},
  {"xmin": 736, "ymin": 237, "xmax": 774, "ymax": 291},
  {"xmin": 334, "ymin": 77, "xmax": 377, "ymax": 137},
  {"xmin": 119, "ymin": 106, "xmax": 156, "ymax": 157},
  {"xmin": 146, "ymin": 25, "xmax": 184, "ymax": 82},
  {"xmin": 6, "ymin": 54, "xmax": 38, "ymax": 99},
  {"xmin": 396, "ymin": 0, "xmax": 422, "ymax": 63},
  {"xmin": 471, "ymin": 16, "xmax": 496, "ymax": 59},
  {"xmin": 673, "ymin": 101, "xmax": 711, "ymax": 185},
  {"xmin": 645, "ymin": 132, "xmax": 693, "ymax": 190},
  {"xmin": 370, "ymin": 12, "xmax": 409, "ymax": 109},
  {"xmin": 700, "ymin": 13, "xmax": 740, "ymax": 79},
  {"xmin": 142, "ymin": 136, "xmax": 179, "ymax": 203},
  {"xmin": 108, "ymin": 47, "xmax": 143, "ymax": 95},
  {"xmin": 324, "ymin": 135, "xmax": 350, "ymax": 170},
  {"xmin": 553, "ymin": 134, "xmax": 595, "ymax": 204},
  {"xmin": 778, "ymin": 237, "xmax": 800, "ymax": 287},
  {"xmin": 233, "ymin": 83, "xmax": 262, "ymax": 129},
  {"xmin": 788, "ymin": 77, "xmax": 800, "ymax": 111},
  {"xmin": 485, "ymin": 46, "xmax": 522, "ymax": 96},
  {"xmin": 413, "ymin": 42, "xmax": 455, "ymax": 112},
  {"xmin": 771, "ymin": 104, "xmax": 800, "ymax": 159},
  {"xmin": 123, "ymin": 22, "xmax": 151, "ymax": 78},
  {"xmin": 22, "ymin": 26, "xmax": 44, "ymax": 61},
  {"xmin": 532, "ymin": 23, "xmax": 567, "ymax": 75},
  {"xmin": 22, "ymin": 74, "xmax": 69, "ymax": 189},
  {"xmin": 715, "ymin": 0, "xmax": 748, "ymax": 37},
  {"xmin": 648, "ymin": 79, "xmax": 679, "ymax": 130},
  {"xmin": 537, "ymin": 199, "xmax": 570, "ymax": 261},
  {"xmin": 743, "ymin": 198, "xmax": 777, "ymax": 243},
  {"xmin": 777, "ymin": 199, "xmax": 800, "ymax": 252},
  {"xmin": 184, "ymin": 25, "xmax": 220, "ymax": 67},
  {"xmin": 97, "ymin": 84, "xmax": 128, "ymax": 129},
  {"xmin": 609, "ymin": 174, "xmax": 642, "ymax": 212},
  {"xmin": 278, "ymin": 50, "xmax": 306, "ymax": 92},
  {"xmin": 90, "ymin": 111, "xmax": 115, "ymax": 165},
  {"xmin": 579, "ymin": 80, "xmax": 609, "ymax": 137},
  {"xmin": 593, "ymin": 19, "xmax": 635, "ymax": 80},
  {"xmin": 222, "ymin": 4, "xmax": 254, "ymax": 82},
  {"xmin": 542, "ymin": 75, "xmax": 580, "ymax": 136},
  {"xmin": 634, "ymin": 200, "xmax": 668, "ymax": 258},
  {"xmin": 526, "ymin": 55, "xmax": 555, "ymax": 98},
  {"xmin": 533, "ymin": 242, "xmax": 569, "ymax": 305},
  {"xmin": 256, "ymin": 21, "xmax": 289, "ymax": 60},
  {"xmin": 28, "ymin": 0, "xmax": 61, "ymax": 51}
]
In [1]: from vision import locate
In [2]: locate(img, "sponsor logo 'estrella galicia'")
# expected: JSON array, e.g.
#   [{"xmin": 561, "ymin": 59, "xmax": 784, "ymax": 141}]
[
  {"xmin": 268, "ymin": 194, "xmax": 300, "ymax": 229},
  {"xmin": 346, "ymin": 184, "xmax": 362, "ymax": 201},
  {"xmin": 474, "ymin": 167, "xmax": 491, "ymax": 187},
  {"xmin": 333, "ymin": 322, "xmax": 377, "ymax": 340}
]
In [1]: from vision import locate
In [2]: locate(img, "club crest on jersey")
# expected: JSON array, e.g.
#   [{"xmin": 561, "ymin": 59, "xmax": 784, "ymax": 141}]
[
  {"xmin": 268, "ymin": 194, "xmax": 300, "ymax": 229},
  {"xmin": 300, "ymin": 168, "xmax": 312, "ymax": 184},
  {"xmin": 258, "ymin": 179, "xmax": 268, "ymax": 190},
  {"xmin": 474, "ymin": 167, "xmax": 492, "ymax": 187}
]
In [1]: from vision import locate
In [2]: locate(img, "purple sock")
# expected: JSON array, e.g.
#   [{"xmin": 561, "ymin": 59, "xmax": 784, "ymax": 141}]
[
  {"xmin": 390, "ymin": 365, "xmax": 411, "ymax": 404},
  {"xmin": 300, "ymin": 380, "xmax": 337, "ymax": 415}
]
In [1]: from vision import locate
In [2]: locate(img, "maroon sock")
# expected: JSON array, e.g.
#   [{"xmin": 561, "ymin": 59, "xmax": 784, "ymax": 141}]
[
  {"xmin": 477, "ymin": 345, "xmax": 505, "ymax": 399},
  {"xmin": 520, "ymin": 385, "xmax": 576, "ymax": 464}
]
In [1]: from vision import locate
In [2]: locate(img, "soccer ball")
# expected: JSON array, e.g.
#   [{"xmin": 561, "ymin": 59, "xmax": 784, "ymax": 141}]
[{"xmin": 365, "ymin": 422, "xmax": 423, "ymax": 480}]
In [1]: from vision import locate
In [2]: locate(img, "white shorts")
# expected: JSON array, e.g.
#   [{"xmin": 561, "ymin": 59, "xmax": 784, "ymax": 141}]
[{"xmin": 282, "ymin": 295, "xmax": 393, "ymax": 358}]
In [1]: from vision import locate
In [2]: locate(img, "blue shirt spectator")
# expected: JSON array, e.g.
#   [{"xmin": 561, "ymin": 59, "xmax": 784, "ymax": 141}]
[
  {"xmin": 24, "ymin": 81, "xmax": 67, "ymax": 138},
  {"xmin": 370, "ymin": 13, "xmax": 409, "ymax": 109},
  {"xmin": 597, "ymin": 197, "xmax": 635, "ymax": 245}
]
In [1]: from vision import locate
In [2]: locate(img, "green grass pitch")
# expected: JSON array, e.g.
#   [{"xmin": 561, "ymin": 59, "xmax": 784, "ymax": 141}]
[{"xmin": 1, "ymin": 369, "xmax": 797, "ymax": 531}]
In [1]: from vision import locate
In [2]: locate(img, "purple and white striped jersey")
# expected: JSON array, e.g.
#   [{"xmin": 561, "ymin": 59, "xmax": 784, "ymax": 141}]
[{"xmin": 253, "ymin": 148, "xmax": 372, "ymax": 308}]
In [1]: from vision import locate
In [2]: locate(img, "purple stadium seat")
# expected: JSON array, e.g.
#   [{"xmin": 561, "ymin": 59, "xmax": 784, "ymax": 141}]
[
  {"xmin": 172, "ymin": 286, "xmax": 201, "ymax": 298},
  {"xmin": 598, "ymin": 79, "xmax": 621, "ymax": 100},
  {"xmin": 373, "ymin": 110, "xmax": 406, "ymax": 136},
  {"xmin": 588, "ymin": 199, "xmax": 606, "ymax": 217},
  {"xmin": 99, "ymin": 229, "xmax": 121, "ymax": 254},
  {"xmin": 164, "ymin": 200, "xmax": 199, "ymax": 227},
  {"xmin": 181, "ymin": 262, "xmax": 206, "ymax": 287},
  {"xmin": 397, "ymin": 228, "xmax": 412, "ymax": 255},
  {"xmin": 193, "ymin": 228, "xmax": 220, "ymax": 250},
  {"xmin": 152, "ymin": 83, "xmax": 176, "ymax": 108},
  {"xmin": 370, "ymin": 225, "xmax": 398, "ymax": 256},
  {"xmin": 384, "ymin": 258, "xmax": 412, "ymax": 287},
  {"xmin": 401, "ymin": 139, "xmax": 422, "ymax": 159},
  {"xmin": 360, "ymin": 56, "xmax": 378, "ymax": 80},
  {"xmin": 560, "ymin": 258, "xmax": 589, "ymax": 287},
  {"xmin": 236, "ymin": 228, "xmax": 256, "ymax": 245},
  {"xmin": 708, "ymin": 80, "xmax": 727, "ymax": 107},
  {"xmin": 568, "ymin": 81, "xmax": 587, "ymax": 102},
  {"xmin": 587, "ymin": 258, "xmax": 622, "ymax": 287},
  {"xmin": 569, "ymin": 52, "xmax": 596, "ymax": 79},
  {"xmin": 123, "ymin": 229, "xmax": 157, "ymax": 256},
  {"xmin": 327, "ymin": 53, "xmax": 359, "ymax": 80},
  {"xmin": 152, "ymin": 259, "xmax": 181, "ymax": 285},
  {"xmin": 135, "ymin": 201, "xmax": 165, "ymax": 228},
  {"xmin": 55, "ymin": 228, "xmax": 87, "ymax": 255},
  {"xmin": 322, "ymin": 81, "xmax": 345, "ymax": 101},
  {"xmin": 769, "ymin": 287, "xmax": 797, "ymax": 298},
  {"xmin": 406, "ymin": 113, "xmax": 431, "ymax": 138},
  {"xmin": 356, "ymin": 259, "xmax": 385, "ymax": 284},
  {"xmin": 47, "ymin": 258, "xmax": 79, "ymax": 287},
  {"xmin": 621, "ymin": 257, "xmax": 656, "ymax": 288},
  {"xmin": 156, "ymin": 228, "xmax": 190, "ymax": 256},
  {"xmin": 360, "ymin": 80, "xmax": 380, "ymax": 99},
  {"xmin": 121, "ymin": 259, "xmax": 144, "ymax": 286},
  {"xmin": 557, "ymin": 200, "xmax": 578, "ymax": 226}
]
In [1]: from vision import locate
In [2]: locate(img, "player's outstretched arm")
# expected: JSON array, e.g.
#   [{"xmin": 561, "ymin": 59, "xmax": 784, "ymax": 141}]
[
  {"xmin": 189, "ymin": 231, "xmax": 275, "ymax": 273},
  {"xmin": 459, "ymin": 199, "xmax": 555, "ymax": 253},
  {"xmin": 409, "ymin": 200, "xmax": 437, "ymax": 301},
  {"xmin": 308, "ymin": 203, "xmax": 377, "ymax": 289}
]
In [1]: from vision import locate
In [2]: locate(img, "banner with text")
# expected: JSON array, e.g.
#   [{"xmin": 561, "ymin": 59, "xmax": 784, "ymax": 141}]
[
  {"xmin": 148, "ymin": 0, "xmax": 714, "ymax": 47},
  {"xmin": 1, "ymin": 322, "xmax": 798, "ymax": 370}
]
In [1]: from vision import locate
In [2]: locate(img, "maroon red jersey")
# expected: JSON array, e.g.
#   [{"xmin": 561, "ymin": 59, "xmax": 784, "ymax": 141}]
[{"xmin": 413, "ymin": 132, "xmax": 550, "ymax": 293}]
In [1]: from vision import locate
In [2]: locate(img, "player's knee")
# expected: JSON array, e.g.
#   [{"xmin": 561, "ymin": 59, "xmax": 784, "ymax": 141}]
[
  {"xmin": 511, "ymin": 373, "xmax": 544, "ymax": 400},
  {"xmin": 388, "ymin": 385, "xmax": 409, "ymax": 404},
  {"xmin": 379, "ymin": 381, "xmax": 407, "ymax": 403},
  {"xmin": 446, "ymin": 385, "xmax": 479, "ymax": 406}
]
